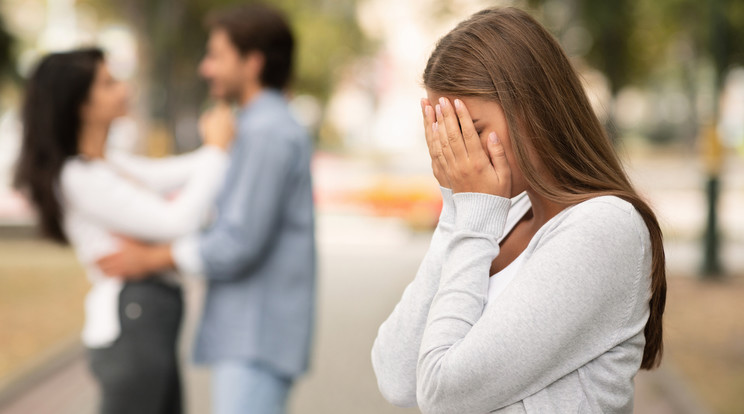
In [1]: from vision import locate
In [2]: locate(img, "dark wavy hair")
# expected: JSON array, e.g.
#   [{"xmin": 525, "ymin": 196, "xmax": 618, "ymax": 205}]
[{"xmin": 14, "ymin": 48, "xmax": 104, "ymax": 243}]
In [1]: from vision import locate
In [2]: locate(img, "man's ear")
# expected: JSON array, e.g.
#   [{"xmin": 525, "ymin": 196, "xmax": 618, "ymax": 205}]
[{"xmin": 242, "ymin": 51, "xmax": 265, "ymax": 83}]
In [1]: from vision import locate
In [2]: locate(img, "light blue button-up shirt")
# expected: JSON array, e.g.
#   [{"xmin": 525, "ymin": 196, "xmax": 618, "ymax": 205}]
[{"xmin": 191, "ymin": 89, "xmax": 316, "ymax": 378}]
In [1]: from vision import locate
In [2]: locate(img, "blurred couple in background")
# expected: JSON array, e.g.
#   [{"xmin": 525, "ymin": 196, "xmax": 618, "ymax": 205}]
[{"xmin": 13, "ymin": 3, "xmax": 315, "ymax": 414}]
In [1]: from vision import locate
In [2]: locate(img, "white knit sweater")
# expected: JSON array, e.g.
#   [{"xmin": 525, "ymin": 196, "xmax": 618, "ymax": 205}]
[{"xmin": 372, "ymin": 187, "xmax": 652, "ymax": 413}]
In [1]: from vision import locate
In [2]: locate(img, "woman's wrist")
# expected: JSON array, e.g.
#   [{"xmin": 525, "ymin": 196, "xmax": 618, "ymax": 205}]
[
  {"xmin": 453, "ymin": 192, "xmax": 511, "ymax": 237},
  {"xmin": 439, "ymin": 186, "xmax": 456, "ymax": 224},
  {"xmin": 202, "ymin": 142, "xmax": 228, "ymax": 152},
  {"xmin": 200, "ymin": 144, "xmax": 230, "ymax": 157},
  {"xmin": 147, "ymin": 244, "xmax": 175, "ymax": 273}
]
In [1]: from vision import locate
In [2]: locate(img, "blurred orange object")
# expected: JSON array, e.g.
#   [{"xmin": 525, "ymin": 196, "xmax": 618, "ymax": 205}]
[{"xmin": 344, "ymin": 177, "xmax": 442, "ymax": 230}]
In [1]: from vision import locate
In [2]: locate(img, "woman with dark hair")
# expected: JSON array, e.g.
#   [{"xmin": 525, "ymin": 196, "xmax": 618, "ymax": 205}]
[
  {"xmin": 372, "ymin": 7, "xmax": 666, "ymax": 414},
  {"xmin": 14, "ymin": 48, "xmax": 234, "ymax": 414}
]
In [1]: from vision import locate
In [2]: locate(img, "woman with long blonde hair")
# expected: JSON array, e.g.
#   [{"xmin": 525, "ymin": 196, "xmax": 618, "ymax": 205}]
[{"xmin": 372, "ymin": 7, "xmax": 665, "ymax": 413}]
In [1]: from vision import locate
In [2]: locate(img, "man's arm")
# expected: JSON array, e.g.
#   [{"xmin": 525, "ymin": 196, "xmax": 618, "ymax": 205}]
[
  {"xmin": 95, "ymin": 104, "xmax": 235, "ymax": 279},
  {"xmin": 101, "ymin": 124, "xmax": 303, "ymax": 281},
  {"xmin": 97, "ymin": 238, "xmax": 175, "ymax": 279}
]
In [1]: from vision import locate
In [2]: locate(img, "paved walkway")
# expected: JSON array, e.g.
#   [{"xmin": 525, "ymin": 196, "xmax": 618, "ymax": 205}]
[
  {"xmin": 0, "ymin": 213, "xmax": 716, "ymax": 414},
  {"xmin": 3, "ymin": 147, "xmax": 735, "ymax": 414}
]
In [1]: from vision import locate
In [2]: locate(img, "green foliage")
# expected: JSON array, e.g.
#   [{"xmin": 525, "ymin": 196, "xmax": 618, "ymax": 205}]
[
  {"xmin": 529, "ymin": 0, "xmax": 744, "ymax": 92},
  {"xmin": 579, "ymin": 0, "xmax": 634, "ymax": 94},
  {"xmin": 86, "ymin": 0, "xmax": 366, "ymax": 121}
]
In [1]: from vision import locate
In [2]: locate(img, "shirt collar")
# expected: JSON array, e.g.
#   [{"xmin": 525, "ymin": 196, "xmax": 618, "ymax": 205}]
[{"xmin": 236, "ymin": 88, "xmax": 284, "ymax": 119}]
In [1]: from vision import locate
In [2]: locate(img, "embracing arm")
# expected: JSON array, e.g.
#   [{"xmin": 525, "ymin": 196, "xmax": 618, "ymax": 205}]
[
  {"xmin": 106, "ymin": 103, "xmax": 234, "ymax": 195},
  {"xmin": 106, "ymin": 146, "xmax": 221, "ymax": 194},
  {"xmin": 64, "ymin": 147, "xmax": 228, "ymax": 242},
  {"xmin": 415, "ymin": 194, "xmax": 649, "ymax": 413},
  {"xmin": 371, "ymin": 187, "xmax": 456, "ymax": 407}
]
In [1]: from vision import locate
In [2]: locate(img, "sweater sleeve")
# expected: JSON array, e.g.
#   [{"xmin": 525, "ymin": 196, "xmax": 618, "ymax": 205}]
[
  {"xmin": 106, "ymin": 145, "xmax": 223, "ymax": 195},
  {"xmin": 416, "ymin": 194, "xmax": 649, "ymax": 414},
  {"xmin": 61, "ymin": 148, "xmax": 228, "ymax": 242},
  {"xmin": 371, "ymin": 186, "xmax": 456, "ymax": 407}
]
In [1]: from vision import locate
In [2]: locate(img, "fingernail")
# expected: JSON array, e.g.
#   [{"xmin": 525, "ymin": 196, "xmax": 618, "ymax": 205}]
[
  {"xmin": 439, "ymin": 97, "xmax": 446, "ymax": 107},
  {"xmin": 454, "ymin": 99, "xmax": 462, "ymax": 109},
  {"xmin": 489, "ymin": 132, "xmax": 498, "ymax": 144},
  {"xmin": 435, "ymin": 104, "xmax": 442, "ymax": 117}
]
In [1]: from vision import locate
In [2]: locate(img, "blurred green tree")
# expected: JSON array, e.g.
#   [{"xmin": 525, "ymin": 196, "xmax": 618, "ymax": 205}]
[
  {"xmin": 528, "ymin": 0, "xmax": 744, "ymax": 141},
  {"xmin": 528, "ymin": 0, "xmax": 744, "ymax": 94},
  {"xmin": 86, "ymin": 0, "xmax": 367, "ymax": 150},
  {"xmin": 610, "ymin": 0, "xmax": 744, "ymax": 276},
  {"xmin": 525, "ymin": 0, "xmax": 639, "ymax": 139},
  {"xmin": 528, "ymin": 0, "xmax": 744, "ymax": 276}
]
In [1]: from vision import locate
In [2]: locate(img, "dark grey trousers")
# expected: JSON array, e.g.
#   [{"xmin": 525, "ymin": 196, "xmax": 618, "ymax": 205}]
[{"xmin": 88, "ymin": 278, "xmax": 183, "ymax": 414}]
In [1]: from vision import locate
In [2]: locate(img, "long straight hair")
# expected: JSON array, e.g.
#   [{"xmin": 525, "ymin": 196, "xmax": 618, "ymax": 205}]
[
  {"xmin": 14, "ymin": 48, "xmax": 104, "ymax": 243},
  {"xmin": 424, "ymin": 7, "xmax": 666, "ymax": 369}
]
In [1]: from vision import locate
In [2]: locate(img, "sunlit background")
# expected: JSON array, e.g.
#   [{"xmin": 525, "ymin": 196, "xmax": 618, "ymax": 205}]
[{"xmin": 0, "ymin": 0, "xmax": 742, "ymax": 413}]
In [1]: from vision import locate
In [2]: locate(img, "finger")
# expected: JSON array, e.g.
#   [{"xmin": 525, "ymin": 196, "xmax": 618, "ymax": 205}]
[
  {"xmin": 112, "ymin": 233, "xmax": 140, "ymax": 244},
  {"xmin": 437, "ymin": 97, "xmax": 467, "ymax": 159},
  {"xmin": 453, "ymin": 99, "xmax": 485, "ymax": 159},
  {"xmin": 215, "ymin": 102, "xmax": 234, "ymax": 119},
  {"xmin": 426, "ymin": 107, "xmax": 447, "ymax": 168},
  {"xmin": 96, "ymin": 254, "xmax": 114, "ymax": 267},
  {"xmin": 96, "ymin": 254, "xmax": 123, "ymax": 274},
  {"xmin": 422, "ymin": 105, "xmax": 447, "ymax": 175},
  {"xmin": 487, "ymin": 132, "xmax": 511, "ymax": 182},
  {"xmin": 432, "ymin": 115, "xmax": 455, "ymax": 168},
  {"xmin": 429, "ymin": 122, "xmax": 448, "ymax": 170},
  {"xmin": 434, "ymin": 104, "xmax": 456, "ymax": 166},
  {"xmin": 98, "ymin": 262, "xmax": 120, "ymax": 276},
  {"xmin": 421, "ymin": 99, "xmax": 435, "ymax": 155},
  {"xmin": 422, "ymin": 97, "xmax": 433, "ymax": 121},
  {"xmin": 425, "ymin": 107, "xmax": 443, "ymax": 168}
]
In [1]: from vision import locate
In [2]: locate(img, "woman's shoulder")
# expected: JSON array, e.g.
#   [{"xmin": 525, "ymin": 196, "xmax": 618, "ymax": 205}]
[
  {"xmin": 60, "ymin": 157, "xmax": 122, "ymax": 198},
  {"xmin": 551, "ymin": 194, "xmax": 650, "ymax": 246},
  {"xmin": 570, "ymin": 195, "xmax": 638, "ymax": 222},
  {"xmin": 578, "ymin": 194, "xmax": 634, "ymax": 210}
]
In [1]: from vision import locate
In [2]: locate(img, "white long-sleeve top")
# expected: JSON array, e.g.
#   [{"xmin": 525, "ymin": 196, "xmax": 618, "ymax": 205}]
[
  {"xmin": 372, "ymin": 187, "xmax": 652, "ymax": 413},
  {"xmin": 59, "ymin": 145, "xmax": 228, "ymax": 348}
]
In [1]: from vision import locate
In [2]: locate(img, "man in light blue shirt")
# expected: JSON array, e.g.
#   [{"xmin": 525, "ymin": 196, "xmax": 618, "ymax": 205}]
[{"xmin": 98, "ymin": 4, "xmax": 316, "ymax": 413}]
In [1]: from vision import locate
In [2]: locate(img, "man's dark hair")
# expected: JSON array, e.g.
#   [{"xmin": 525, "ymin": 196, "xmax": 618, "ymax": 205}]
[{"xmin": 206, "ymin": 3, "xmax": 295, "ymax": 90}]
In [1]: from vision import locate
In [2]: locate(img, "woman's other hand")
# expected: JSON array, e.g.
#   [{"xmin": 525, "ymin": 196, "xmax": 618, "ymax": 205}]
[
  {"xmin": 421, "ymin": 98, "xmax": 451, "ymax": 189},
  {"xmin": 431, "ymin": 97, "xmax": 511, "ymax": 197},
  {"xmin": 200, "ymin": 102, "xmax": 235, "ymax": 150}
]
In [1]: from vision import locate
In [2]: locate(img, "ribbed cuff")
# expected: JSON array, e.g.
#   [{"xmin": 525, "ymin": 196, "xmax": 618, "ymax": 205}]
[
  {"xmin": 171, "ymin": 234, "xmax": 205, "ymax": 277},
  {"xmin": 453, "ymin": 192, "xmax": 511, "ymax": 237},
  {"xmin": 439, "ymin": 186, "xmax": 455, "ymax": 225},
  {"xmin": 201, "ymin": 144, "xmax": 229, "ymax": 161}
]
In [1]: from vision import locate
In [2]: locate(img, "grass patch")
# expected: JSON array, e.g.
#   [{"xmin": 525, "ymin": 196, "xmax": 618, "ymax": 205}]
[{"xmin": 0, "ymin": 238, "xmax": 88, "ymax": 383}]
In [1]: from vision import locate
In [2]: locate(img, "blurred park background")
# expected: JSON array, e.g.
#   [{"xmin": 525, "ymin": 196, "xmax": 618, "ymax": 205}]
[{"xmin": 0, "ymin": 0, "xmax": 743, "ymax": 413}]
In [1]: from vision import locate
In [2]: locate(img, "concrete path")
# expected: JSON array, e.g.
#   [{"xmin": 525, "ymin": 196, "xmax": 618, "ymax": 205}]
[{"xmin": 0, "ymin": 213, "xmax": 714, "ymax": 414}]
